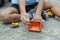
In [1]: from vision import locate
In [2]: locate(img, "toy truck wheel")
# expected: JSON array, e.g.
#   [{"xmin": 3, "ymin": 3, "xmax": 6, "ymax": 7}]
[{"xmin": 41, "ymin": 12, "xmax": 47, "ymax": 20}]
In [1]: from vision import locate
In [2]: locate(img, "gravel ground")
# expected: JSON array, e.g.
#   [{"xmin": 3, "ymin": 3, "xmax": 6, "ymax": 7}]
[{"xmin": 0, "ymin": 0, "xmax": 60, "ymax": 40}]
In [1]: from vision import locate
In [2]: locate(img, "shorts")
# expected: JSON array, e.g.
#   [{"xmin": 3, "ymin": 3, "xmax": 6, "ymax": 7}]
[{"xmin": 11, "ymin": 2, "xmax": 38, "ymax": 13}]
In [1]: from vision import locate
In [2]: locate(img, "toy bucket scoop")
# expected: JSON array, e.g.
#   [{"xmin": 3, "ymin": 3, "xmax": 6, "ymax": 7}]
[{"xmin": 28, "ymin": 19, "xmax": 43, "ymax": 32}]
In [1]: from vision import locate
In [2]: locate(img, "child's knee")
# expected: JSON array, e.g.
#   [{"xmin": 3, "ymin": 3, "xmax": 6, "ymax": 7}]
[
  {"xmin": 0, "ymin": 14, "xmax": 4, "ymax": 20},
  {"xmin": 49, "ymin": 2, "xmax": 56, "ymax": 8},
  {"xmin": 8, "ymin": 14, "xmax": 21, "ymax": 22},
  {"xmin": 3, "ymin": 14, "xmax": 21, "ymax": 24}
]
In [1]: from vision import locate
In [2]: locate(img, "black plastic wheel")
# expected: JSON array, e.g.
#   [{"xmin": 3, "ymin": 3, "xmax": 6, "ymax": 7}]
[{"xmin": 41, "ymin": 12, "xmax": 47, "ymax": 20}]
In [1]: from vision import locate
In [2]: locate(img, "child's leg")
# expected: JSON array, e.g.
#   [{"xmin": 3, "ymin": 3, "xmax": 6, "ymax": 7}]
[
  {"xmin": 3, "ymin": 13, "xmax": 21, "ymax": 24},
  {"xmin": 8, "ymin": 13, "xmax": 21, "ymax": 22},
  {"xmin": 50, "ymin": 4, "xmax": 60, "ymax": 18},
  {"xmin": 0, "ymin": 7, "xmax": 21, "ymax": 24},
  {"xmin": 43, "ymin": 2, "xmax": 60, "ymax": 18},
  {"xmin": 0, "ymin": 7, "xmax": 18, "ymax": 20}
]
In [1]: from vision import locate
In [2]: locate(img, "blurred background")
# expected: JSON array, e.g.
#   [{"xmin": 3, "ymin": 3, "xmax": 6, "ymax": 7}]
[
  {"xmin": 0, "ymin": 0, "xmax": 11, "ymax": 7},
  {"xmin": 0, "ymin": 0, "xmax": 11, "ymax": 12}
]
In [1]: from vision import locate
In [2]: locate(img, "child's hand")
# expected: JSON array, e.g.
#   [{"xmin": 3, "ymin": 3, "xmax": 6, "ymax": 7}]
[
  {"xmin": 33, "ymin": 13, "xmax": 44, "ymax": 23},
  {"xmin": 33, "ymin": 13, "xmax": 42, "ymax": 21},
  {"xmin": 21, "ymin": 13, "xmax": 30, "ymax": 24}
]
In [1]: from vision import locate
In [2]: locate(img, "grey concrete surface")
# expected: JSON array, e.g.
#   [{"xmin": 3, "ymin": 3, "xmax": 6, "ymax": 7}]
[{"xmin": 0, "ymin": 0, "xmax": 60, "ymax": 40}]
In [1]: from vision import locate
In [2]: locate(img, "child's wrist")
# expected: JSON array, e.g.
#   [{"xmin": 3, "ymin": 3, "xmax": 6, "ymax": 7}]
[{"xmin": 21, "ymin": 12, "xmax": 26, "ymax": 14}]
